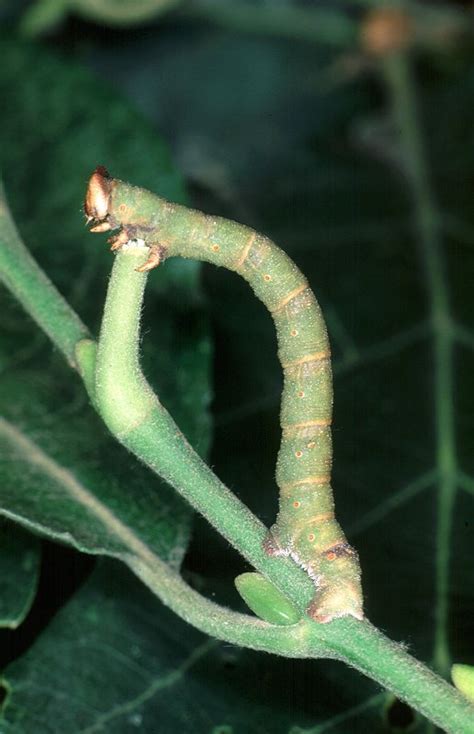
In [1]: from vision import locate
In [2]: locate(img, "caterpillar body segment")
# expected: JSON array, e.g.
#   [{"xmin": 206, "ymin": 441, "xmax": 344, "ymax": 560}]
[{"xmin": 85, "ymin": 169, "xmax": 364, "ymax": 623}]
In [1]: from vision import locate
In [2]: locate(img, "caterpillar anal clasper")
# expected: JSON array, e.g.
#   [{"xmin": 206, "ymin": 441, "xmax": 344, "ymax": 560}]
[{"xmin": 85, "ymin": 168, "xmax": 364, "ymax": 624}]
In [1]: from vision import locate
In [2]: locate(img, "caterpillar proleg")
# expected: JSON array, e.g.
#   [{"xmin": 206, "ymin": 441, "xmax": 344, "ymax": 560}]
[{"xmin": 85, "ymin": 167, "xmax": 363, "ymax": 623}]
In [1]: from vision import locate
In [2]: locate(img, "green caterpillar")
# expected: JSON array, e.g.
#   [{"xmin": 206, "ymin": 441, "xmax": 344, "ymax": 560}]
[{"xmin": 85, "ymin": 167, "xmax": 363, "ymax": 623}]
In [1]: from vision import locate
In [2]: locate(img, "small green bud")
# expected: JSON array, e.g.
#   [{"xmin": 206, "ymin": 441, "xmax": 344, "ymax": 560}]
[
  {"xmin": 75, "ymin": 338, "xmax": 97, "ymax": 402},
  {"xmin": 451, "ymin": 664, "xmax": 474, "ymax": 703},
  {"xmin": 235, "ymin": 572, "xmax": 301, "ymax": 626}
]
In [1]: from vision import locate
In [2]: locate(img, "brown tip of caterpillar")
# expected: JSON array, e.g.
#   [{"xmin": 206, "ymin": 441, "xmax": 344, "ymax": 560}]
[
  {"xmin": 95, "ymin": 165, "xmax": 110, "ymax": 179},
  {"xmin": 84, "ymin": 166, "xmax": 112, "ymax": 223},
  {"xmin": 307, "ymin": 578, "xmax": 364, "ymax": 624}
]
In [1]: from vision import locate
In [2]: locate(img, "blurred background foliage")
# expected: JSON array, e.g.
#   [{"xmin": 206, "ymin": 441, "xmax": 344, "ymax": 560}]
[{"xmin": 0, "ymin": 1, "xmax": 473, "ymax": 732}]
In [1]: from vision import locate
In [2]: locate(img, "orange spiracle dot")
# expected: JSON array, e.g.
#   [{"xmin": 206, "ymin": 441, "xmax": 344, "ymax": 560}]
[
  {"xmin": 211, "ymin": 244, "xmax": 220, "ymax": 252},
  {"xmin": 297, "ymin": 391, "xmax": 305, "ymax": 398},
  {"xmin": 326, "ymin": 551, "xmax": 337, "ymax": 562},
  {"xmin": 263, "ymin": 274, "xmax": 272, "ymax": 282},
  {"xmin": 290, "ymin": 329, "xmax": 298, "ymax": 337},
  {"xmin": 295, "ymin": 450, "xmax": 303, "ymax": 459},
  {"xmin": 308, "ymin": 533, "xmax": 316, "ymax": 543},
  {"xmin": 293, "ymin": 501, "xmax": 301, "ymax": 509}
]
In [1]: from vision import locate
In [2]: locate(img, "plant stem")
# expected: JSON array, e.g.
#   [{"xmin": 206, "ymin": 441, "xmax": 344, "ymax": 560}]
[
  {"xmin": 128, "ymin": 556, "xmax": 329, "ymax": 659},
  {"xmin": 310, "ymin": 618, "xmax": 474, "ymax": 733},
  {"xmin": 0, "ymin": 180, "xmax": 90, "ymax": 367},
  {"xmin": 383, "ymin": 52, "xmax": 456, "ymax": 675},
  {"xmin": 94, "ymin": 244, "xmax": 315, "ymax": 614},
  {"xmin": 94, "ymin": 244, "xmax": 474, "ymax": 732},
  {"xmin": 133, "ymin": 550, "xmax": 474, "ymax": 732},
  {"xmin": 133, "ymin": 546, "xmax": 474, "ymax": 732}
]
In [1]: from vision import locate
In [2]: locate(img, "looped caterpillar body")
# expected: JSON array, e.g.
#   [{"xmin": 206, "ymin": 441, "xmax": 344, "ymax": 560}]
[{"xmin": 85, "ymin": 168, "xmax": 363, "ymax": 623}]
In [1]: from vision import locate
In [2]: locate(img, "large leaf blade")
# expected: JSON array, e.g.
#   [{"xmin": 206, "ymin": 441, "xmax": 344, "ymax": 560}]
[
  {"xmin": 0, "ymin": 522, "xmax": 40, "ymax": 629},
  {"xmin": 0, "ymin": 38, "xmax": 212, "ymax": 567}
]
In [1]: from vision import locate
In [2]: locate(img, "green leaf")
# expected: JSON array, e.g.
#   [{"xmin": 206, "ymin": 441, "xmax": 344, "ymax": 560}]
[
  {"xmin": 0, "ymin": 521, "xmax": 40, "ymax": 629},
  {"xmin": 451, "ymin": 664, "xmax": 474, "ymax": 704},
  {"xmin": 235, "ymin": 572, "xmax": 301, "ymax": 626},
  {"xmin": 0, "ymin": 38, "xmax": 212, "ymax": 568},
  {"xmin": 1, "ymin": 561, "xmax": 388, "ymax": 734}
]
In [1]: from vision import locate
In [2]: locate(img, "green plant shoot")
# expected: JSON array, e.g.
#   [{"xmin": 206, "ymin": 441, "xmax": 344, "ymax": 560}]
[{"xmin": 84, "ymin": 167, "xmax": 364, "ymax": 624}]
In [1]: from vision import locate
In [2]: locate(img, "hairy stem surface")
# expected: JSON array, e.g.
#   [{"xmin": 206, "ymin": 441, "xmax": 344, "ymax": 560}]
[{"xmin": 94, "ymin": 245, "xmax": 315, "ymax": 613}]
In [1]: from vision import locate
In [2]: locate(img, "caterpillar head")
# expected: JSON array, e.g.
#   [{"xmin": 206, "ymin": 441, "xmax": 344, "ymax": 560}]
[{"xmin": 84, "ymin": 166, "xmax": 113, "ymax": 231}]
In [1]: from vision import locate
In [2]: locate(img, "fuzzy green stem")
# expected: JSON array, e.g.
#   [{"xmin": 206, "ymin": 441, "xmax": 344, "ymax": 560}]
[
  {"xmin": 75, "ymin": 338, "xmax": 98, "ymax": 401},
  {"xmin": 0, "ymin": 180, "xmax": 90, "ymax": 367},
  {"xmin": 94, "ymin": 243, "xmax": 474, "ymax": 733},
  {"xmin": 94, "ymin": 245, "xmax": 315, "ymax": 613},
  {"xmin": 129, "ymin": 554, "xmax": 474, "ymax": 731},
  {"xmin": 131, "ymin": 551, "xmax": 474, "ymax": 732},
  {"xmin": 128, "ymin": 556, "xmax": 328, "ymax": 658},
  {"xmin": 309, "ymin": 619, "xmax": 474, "ymax": 733}
]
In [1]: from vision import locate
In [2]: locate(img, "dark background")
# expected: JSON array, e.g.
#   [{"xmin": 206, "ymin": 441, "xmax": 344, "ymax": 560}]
[{"xmin": 0, "ymin": 1, "xmax": 473, "ymax": 732}]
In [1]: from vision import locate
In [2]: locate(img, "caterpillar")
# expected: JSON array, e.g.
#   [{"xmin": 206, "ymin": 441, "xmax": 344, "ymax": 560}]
[{"xmin": 84, "ymin": 167, "xmax": 363, "ymax": 623}]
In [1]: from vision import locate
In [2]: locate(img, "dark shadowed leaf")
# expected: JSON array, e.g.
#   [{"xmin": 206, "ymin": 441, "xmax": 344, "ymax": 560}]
[
  {"xmin": 0, "ymin": 521, "xmax": 40, "ymax": 629},
  {"xmin": 0, "ymin": 39, "xmax": 211, "ymax": 575}
]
